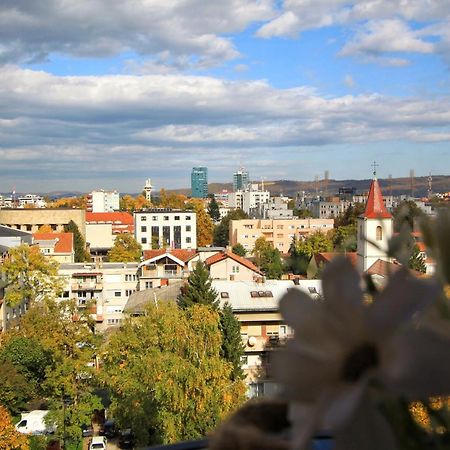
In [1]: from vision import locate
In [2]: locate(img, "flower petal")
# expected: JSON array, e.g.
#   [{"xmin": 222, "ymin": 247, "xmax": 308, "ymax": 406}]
[
  {"xmin": 279, "ymin": 288, "xmax": 322, "ymax": 330},
  {"xmin": 322, "ymin": 257, "xmax": 366, "ymax": 340},
  {"xmin": 368, "ymin": 268, "xmax": 440, "ymax": 337},
  {"xmin": 333, "ymin": 395, "xmax": 398, "ymax": 450},
  {"xmin": 381, "ymin": 328, "xmax": 450, "ymax": 398}
]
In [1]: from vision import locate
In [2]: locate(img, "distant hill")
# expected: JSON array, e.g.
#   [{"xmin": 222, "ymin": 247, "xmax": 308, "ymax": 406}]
[{"xmin": 165, "ymin": 175, "xmax": 450, "ymax": 198}]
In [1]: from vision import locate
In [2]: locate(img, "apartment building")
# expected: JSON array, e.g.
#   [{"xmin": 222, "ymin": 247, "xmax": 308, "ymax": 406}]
[
  {"xmin": 134, "ymin": 209, "xmax": 197, "ymax": 251},
  {"xmin": 230, "ymin": 218, "xmax": 334, "ymax": 253},
  {"xmin": 229, "ymin": 183, "xmax": 271, "ymax": 215},
  {"xmin": 87, "ymin": 190, "xmax": 120, "ymax": 213},
  {"xmin": 58, "ymin": 262, "xmax": 139, "ymax": 331}
]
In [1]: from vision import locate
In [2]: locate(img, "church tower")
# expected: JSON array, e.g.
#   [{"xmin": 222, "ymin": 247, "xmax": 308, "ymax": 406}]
[{"xmin": 357, "ymin": 171, "xmax": 393, "ymax": 273}]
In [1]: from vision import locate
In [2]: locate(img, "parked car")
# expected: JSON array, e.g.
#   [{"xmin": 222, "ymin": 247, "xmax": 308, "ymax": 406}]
[
  {"xmin": 89, "ymin": 436, "xmax": 107, "ymax": 450},
  {"xmin": 118, "ymin": 428, "xmax": 135, "ymax": 449},
  {"xmin": 81, "ymin": 423, "xmax": 94, "ymax": 437},
  {"xmin": 100, "ymin": 419, "xmax": 117, "ymax": 437}
]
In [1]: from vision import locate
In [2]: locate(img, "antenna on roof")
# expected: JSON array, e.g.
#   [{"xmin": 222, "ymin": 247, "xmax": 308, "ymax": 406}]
[
  {"xmin": 371, "ymin": 161, "xmax": 378, "ymax": 179},
  {"xmin": 427, "ymin": 172, "xmax": 433, "ymax": 199},
  {"xmin": 409, "ymin": 169, "xmax": 415, "ymax": 198}
]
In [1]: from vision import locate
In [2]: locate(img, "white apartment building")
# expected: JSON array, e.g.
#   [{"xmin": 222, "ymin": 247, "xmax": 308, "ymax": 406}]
[
  {"xmin": 87, "ymin": 190, "xmax": 120, "ymax": 213},
  {"xmin": 229, "ymin": 184, "xmax": 270, "ymax": 215},
  {"xmin": 134, "ymin": 209, "xmax": 197, "ymax": 250},
  {"xmin": 230, "ymin": 218, "xmax": 334, "ymax": 253},
  {"xmin": 58, "ymin": 262, "xmax": 139, "ymax": 331}
]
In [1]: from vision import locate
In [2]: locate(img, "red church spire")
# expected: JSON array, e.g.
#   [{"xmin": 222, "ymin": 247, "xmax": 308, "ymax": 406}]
[{"xmin": 363, "ymin": 170, "xmax": 392, "ymax": 219}]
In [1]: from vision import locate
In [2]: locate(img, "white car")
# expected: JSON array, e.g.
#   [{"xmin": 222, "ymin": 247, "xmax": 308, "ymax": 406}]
[{"xmin": 89, "ymin": 436, "xmax": 107, "ymax": 450}]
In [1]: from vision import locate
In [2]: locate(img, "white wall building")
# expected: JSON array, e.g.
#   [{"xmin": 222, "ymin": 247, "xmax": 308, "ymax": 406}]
[
  {"xmin": 87, "ymin": 190, "xmax": 120, "ymax": 213},
  {"xmin": 134, "ymin": 209, "xmax": 197, "ymax": 250}
]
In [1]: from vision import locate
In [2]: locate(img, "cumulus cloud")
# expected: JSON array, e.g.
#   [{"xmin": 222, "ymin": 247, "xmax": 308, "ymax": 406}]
[
  {"xmin": 256, "ymin": 0, "xmax": 450, "ymax": 65},
  {"xmin": 0, "ymin": 0, "xmax": 274, "ymax": 66},
  {"xmin": 0, "ymin": 66, "xmax": 449, "ymax": 190}
]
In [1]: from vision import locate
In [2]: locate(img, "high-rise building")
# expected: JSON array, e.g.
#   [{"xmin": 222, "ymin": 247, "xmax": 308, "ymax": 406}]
[
  {"xmin": 233, "ymin": 167, "xmax": 250, "ymax": 192},
  {"xmin": 143, "ymin": 178, "xmax": 153, "ymax": 202},
  {"xmin": 191, "ymin": 167, "xmax": 208, "ymax": 198},
  {"xmin": 87, "ymin": 190, "xmax": 120, "ymax": 212}
]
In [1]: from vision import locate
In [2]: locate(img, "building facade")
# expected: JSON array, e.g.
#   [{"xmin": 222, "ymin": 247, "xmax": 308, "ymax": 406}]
[
  {"xmin": 233, "ymin": 168, "xmax": 250, "ymax": 192},
  {"xmin": 87, "ymin": 190, "xmax": 120, "ymax": 213},
  {"xmin": 230, "ymin": 218, "xmax": 334, "ymax": 253},
  {"xmin": 143, "ymin": 179, "xmax": 153, "ymax": 202},
  {"xmin": 134, "ymin": 209, "xmax": 197, "ymax": 250},
  {"xmin": 191, "ymin": 167, "xmax": 208, "ymax": 199}
]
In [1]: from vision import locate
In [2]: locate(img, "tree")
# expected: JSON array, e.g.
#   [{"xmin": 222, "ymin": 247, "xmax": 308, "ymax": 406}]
[
  {"xmin": 287, "ymin": 236, "xmax": 309, "ymax": 275},
  {"xmin": 252, "ymin": 237, "xmax": 283, "ymax": 279},
  {"xmin": 231, "ymin": 243, "xmax": 246, "ymax": 257},
  {"xmin": 0, "ymin": 405, "xmax": 29, "ymax": 450},
  {"xmin": 332, "ymin": 224, "xmax": 357, "ymax": 252},
  {"xmin": 207, "ymin": 196, "xmax": 221, "ymax": 223},
  {"xmin": 120, "ymin": 194, "xmax": 136, "ymax": 212},
  {"xmin": 213, "ymin": 209, "xmax": 248, "ymax": 247},
  {"xmin": 0, "ymin": 362, "xmax": 34, "ymax": 416},
  {"xmin": 2, "ymin": 244, "xmax": 62, "ymax": 306},
  {"xmin": 409, "ymin": 243, "xmax": 427, "ymax": 274},
  {"xmin": 36, "ymin": 224, "xmax": 52, "ymax": 233},
  {"xmin": 252, "ymin": 237, "xmax": 272, "ymax": 267},
  {"xmin": 293, "ymin": 207, "xmax": 313, "ymax": 219},
  {"xmin": 160, "ymin": 189, "xmax": 187, "ymax": 209},
  {"xmin": 190, "ymin": 201, "xmax": 213, "ymax": 247},
  {"xmin": 107, "ymin": 234, "xmax": 142, "ymax": 262},
  {"xmin": 220, "ymin": 303, "xmax": 244, "ymax": 381},
  {"xmin": 295, "ymin": 231, "xmax": 333, "ymax": 258},
  {"xmin": 177, "ymin": 261, "xmax": 219, "ymax": 310},
  {"xmin": 335, "ymin": 203, "xmax": 365, "ymax": 227},
  {"xmin": 393, "ymin": 200, "xmax": 424, "ymax": 232},
  {"xmin": 64, "ymin": 220, "xmax": 89, "ymax": 262},
  {"xmin": 101, "ymin": 303, "xmax": 246, "ymax": 445}
]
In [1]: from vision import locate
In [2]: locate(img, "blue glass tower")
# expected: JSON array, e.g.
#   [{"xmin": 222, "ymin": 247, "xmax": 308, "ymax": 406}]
[{"xmin": 191, "ymin": 167, "xmax": 208, "ymax": 198}]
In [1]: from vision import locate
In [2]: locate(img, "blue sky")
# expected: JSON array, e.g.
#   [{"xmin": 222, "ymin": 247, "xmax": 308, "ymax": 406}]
[{"xmin": 0, "ymin": 0, "xmax": 449, "ymax": 193}]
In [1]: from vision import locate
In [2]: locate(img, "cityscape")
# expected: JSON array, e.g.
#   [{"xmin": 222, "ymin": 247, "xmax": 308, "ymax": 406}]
[{"xmin": 1, "ymin": 1, "xmax": 450, "ymax": 450}]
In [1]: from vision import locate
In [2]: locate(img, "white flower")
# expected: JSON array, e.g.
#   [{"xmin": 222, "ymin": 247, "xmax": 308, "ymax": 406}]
[{"xmin": 276, "ymin": 257, "xmax": 450, "ymax": 450}]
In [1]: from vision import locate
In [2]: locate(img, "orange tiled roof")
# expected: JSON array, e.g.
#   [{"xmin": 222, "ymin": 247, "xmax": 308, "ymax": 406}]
[
  {"xmin": 205, "ymin": 251, "xmax": 262, "ymax": 274},
  {"xmin": 315, "ymin": 252, "xmax": 358, "ymax": 266},
  {"xmin": 143, "ymin": 249, "xmax": 198, "ymax": 263},
  {"xmin": 33, "ymin": 232, "xmax": 74, "ymax": 253},
  {"xmin": 363, "ymin": 178, "xmax": 392, "ymax": 219},
  {"xmin": 86, "ymin": 212, "xmax": 134, "ymax": 224}
]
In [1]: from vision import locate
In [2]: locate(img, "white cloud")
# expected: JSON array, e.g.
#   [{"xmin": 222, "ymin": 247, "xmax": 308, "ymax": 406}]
[{"xmin": 343, "ymin": 74, "xmax": 355, "ymax": 87}]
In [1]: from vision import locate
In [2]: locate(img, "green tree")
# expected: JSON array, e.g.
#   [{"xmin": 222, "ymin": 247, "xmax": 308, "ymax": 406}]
[
  {"xmin": 253, "ymin": 237, "xmax": 283, "ymax": 279},
  {"xmin": 64, "ymin": 220, "xmax": 89, "ymax": 262},
  {"xmin": 293, "ymin": 207, "xmax": 313, "ymax": 218},
  {"xmin": 295, "ymin": 231, "xmax": 333, "ymax": 258},
  {"xmin": 335, "ymin": 203, "xmax": 365, "ymax": 227},
  {"xmin": 287, "ymin": 236, "xmax": 309, "ymax": 275},
  {"xmin": 0, "ymin": 362, "xmax": 34, "ymax": 416},
  {"xmin": 332, "ymin": 224, "xmax": 357, "ymax": 252},
  {"xmin": 220, "ymin": 303, "xmax": 244, "ymax": 381},
  {"xmin": 207, "ymin": 196, "xmax": 221, "ymax": 223},
  {"xmin": 393, "ymin": 200, "xmax": 424, "ymax": 232},
  {"xmin": 231, "ymin": 243, "xmax": 246, "ymax": 257},
  {"xmin": 107, "ymin": 234, "xmax": 142, "ymax": 262},
  {"xmin": 408, "ymin": 243, "xmax": 427, "ymax": 274},
  {"xmin": 2, "ymin": 244, "xmax": 62, "ymax": 306},
  {"xmin": 213, "ymin": 209, "xmax": 248, "ymax": 247},
  {"xmin": 177, "ymin": 261, "xmax": 219, "ymax": 310},
  {"xmin": 101, "ymin": 303, "xmax": 246, "ymax": 445}
]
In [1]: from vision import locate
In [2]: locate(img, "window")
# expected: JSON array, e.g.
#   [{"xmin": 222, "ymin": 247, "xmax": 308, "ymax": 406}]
[
  {"xmin": 186, "ymin": 225, "xmax": 191, "ymax": 232},
  {"xmin": 141, "ymin": 226, "xmax": 147, "ymax": 232},
  {"xmin": 175, "ymin": 216, "xmax": 180, "ymax": 220},
  {"xmin": 125, "ymin": 274, "xmax": 136, "ymax": 281},
  {"xmin": 240, "ymin": 356, "xmax": 248, "ymax": 366},
  {"xmin": 250, "ymin": 291, "xmax": 259, "ymax": 298},
  {"xmin": 145, "ymin": 281, "xmax": 153, "ymax": 289},
  {"xmin": 308, "ymin": 287, "xmax": 319, "ymax": 294},
  {"xmin": 376, "ymin": 226, "xmax": 383, "ymax": 241},
  {"xmin": 141, "ymin": 237, "xmax": 147, "ymax": 244},
  {"xmin": 141, "ymin": 216, "xmax": 147, "ymax": 221},
  {"xmin": 152, "ymin": 216, "xmax": 158, "ymax": 221},
  {"xmin": 250, "ymin": 291, "xmax": 273, "ymax": 298},
  {"xmin": 232, "ymin": 265, "xmax": 240, "ymax": 273},
  {"xmin": 220, "ymin": 292, "xmax": 229, "ymax": 298},
  {"xmin": 163, "ymin": 216, "xmax": 169, "ymax": 221},
  {"xmin": 186, "ymin": 215, "xmax": 191, "ymax": 220},
  {"xmin": 276, "ymin": 225, "xmax": 283, "ymax": 229},
  {"xmin": 114, "ymin": 291, "xmax": 121, "ymax": 297},
  {"xmin": 186, "ymin": 237, "xmax": 191, "ymax": 243},
  {"xmin": 125, "ymin": 289, "xmax": 135, "ymax": 296}
]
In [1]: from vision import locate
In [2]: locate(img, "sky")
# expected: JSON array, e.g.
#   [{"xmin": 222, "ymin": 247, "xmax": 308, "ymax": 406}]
[{"xmin": 0, "ymin": 0, "xmax": 449, "ymax": 193}]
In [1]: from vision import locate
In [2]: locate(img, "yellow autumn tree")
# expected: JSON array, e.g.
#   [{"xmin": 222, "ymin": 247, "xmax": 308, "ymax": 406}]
[
  {"xmin": 189, "ymin": 199, "xmax": 213, "ymax": 247},
  {"xmin": 0, "ymin": 406, "xmax": 29, "ymax": 450}
]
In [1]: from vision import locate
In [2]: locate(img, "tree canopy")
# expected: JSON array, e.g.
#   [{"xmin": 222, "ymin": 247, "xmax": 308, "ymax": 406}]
[
  {"xmin": 207, "ymin": 196, "xmax": 221, "ymax": 223},
  {"xmin": 107, "ymin": 233, "xmax": 142, "ymax": 262},
  {"xmin": 2, "ymin": 244, "xmax": 62, "ymax": 306},
  {"xmin": 177, "ymin": 261, "xmax": 219, "ymax": 309},
  {"xmin": 64, "ymin": 220, "xmax": 89, "ymax": 262},
  {"xmin": 188, "ymin": 200, "xmax": 213, "ymax": 247},
  {"xmin": 231, "ymin": 243, "xmax": 246, "ymax": 257},
  {"xmin": 252, "ymin": 237, "xmax": 283, "ymax": 279},
  {"xmin": 0, "ymin": 405, "xmax": 29, "ymax": 450},
  {"xmin": 101, "ymin": 303, "xmax": 246, "ymax": 445}
]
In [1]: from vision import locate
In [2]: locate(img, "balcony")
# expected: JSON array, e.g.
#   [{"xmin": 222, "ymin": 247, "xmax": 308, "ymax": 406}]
[{"xmin": 71, "ymin": 282, "xmax": 103, "ymax": 291}]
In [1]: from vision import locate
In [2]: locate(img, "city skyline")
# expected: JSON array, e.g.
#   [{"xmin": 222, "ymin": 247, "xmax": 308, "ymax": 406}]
[{"xmin": 1, "ymin": 1, "xmax": 449, "ymax": 192}]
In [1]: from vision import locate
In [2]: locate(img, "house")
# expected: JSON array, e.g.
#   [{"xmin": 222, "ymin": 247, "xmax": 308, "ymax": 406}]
[
  {"xmin": 33, "ymin": 232, "xmax": 74, "ymax": 263},
  {"xmin": 205, "ymin": 251, "xmax": 263, "ymax": 281},
  {"xmin": 138, "ymin": 249, "xmax": 198, "ymax": 289}
]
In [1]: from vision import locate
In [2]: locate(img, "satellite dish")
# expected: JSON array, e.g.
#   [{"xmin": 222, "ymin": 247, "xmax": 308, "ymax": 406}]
[{"xmin": 248, "ymin": 336, "xmax": 256, "ymax": 347}]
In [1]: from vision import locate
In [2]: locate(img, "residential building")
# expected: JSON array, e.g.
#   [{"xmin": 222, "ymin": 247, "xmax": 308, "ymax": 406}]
[
  {"xmin": 357, "ymin": 176, "xmax": 393, "ymax": 273},
  {"xmin": 87, "ymin": 190, "xmax": 120, "ymax": 213},
  {"xmin": 252, "ymin": 196, "xmax": 293, "ymax": 219},
  {"xmin": 229, "ymin": 218, "xmax": 334, "ymax": 254},
  {"xmin": 0, "ymin": 208, "xmax": 86, "ymax": 236},
  {"xmin": 310, "ymin": 198, "xmax": 351, "ymax": 219},
  {"xmin": 205, "ymin": 251, "xmax": 263, "ymax": 281},
  {"xmin": 58, "ymin": 262, "xmax": 139, "ymax": 331},
  {"xmin": 134, "ymin": 209, "xmax": 197, "ymax": 250},
  {"xmin": 229, "ymin": 183, "xmax": 271, "ymax": 216},
  {"xmin": 86, "ymin": 212, "xmax": 134, "ymax": 256},
  {"xmin": 233, "ymin": 168, "xmax": 250, "ymax": 192},
  {"xmin": 0, "ymin": 194, "xmax": 47, "ymax": 209},
  {"xmin": 33, "ymin": 232, "xmax": 74, "ymax": 263},
  {"xmin": 143, "ymin": 178, "xmax": 153, "ymax": 202},
  {"xmin": 191, "ymin": 167, "xmax": 208, "ymax": 199},
  {"xmin": 214, "ymin": 190, "xmax": 230, "ymax": 207}
]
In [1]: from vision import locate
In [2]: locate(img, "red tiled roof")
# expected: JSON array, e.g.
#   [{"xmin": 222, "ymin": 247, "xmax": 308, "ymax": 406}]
[
  {"xmin": 363, "ymin": 178, "xmax": 392, "ymax": 219},
  {"xmin": 86, "ymin": 212, "xmax": 134, "ymax": 224},
  {"xmin": 33, "ymin": 232, "xmax": 73, "ymax": 253},
  {"xmin": 143, "ymin": 249, "xmax": 198, "ymax": 263},
  {"xmin": 205, "ymin": 251, "xmax": 263, "ymax": 274},
  {"xmin": 315, "ymin": 252, "xmax": 358, "ymax": 267}
]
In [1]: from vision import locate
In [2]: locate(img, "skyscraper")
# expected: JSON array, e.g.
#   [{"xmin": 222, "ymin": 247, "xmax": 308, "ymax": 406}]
[
  {"xmin": 191, "ymin": 167, "xmax": 208, "ymax": 198},
  {"xmin": 233, "ymin": 167, "xmax": 250, "ymax": 192}
]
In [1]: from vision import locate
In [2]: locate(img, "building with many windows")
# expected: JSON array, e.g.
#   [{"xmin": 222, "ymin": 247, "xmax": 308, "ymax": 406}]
[
  {"xmin": 87, "ymin": 190, "xmax": 120, "ymax": 213},
  {"xmin": 191, "ymin": 167, "xmax": 208, "ymax": 198},
  {"xmin": 233, "ymin": 168, "xmax": 250, "ymax": 192},
  {"xmin": 134, "ymin": 209, "xmax": 197, "ymax": 250}
]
